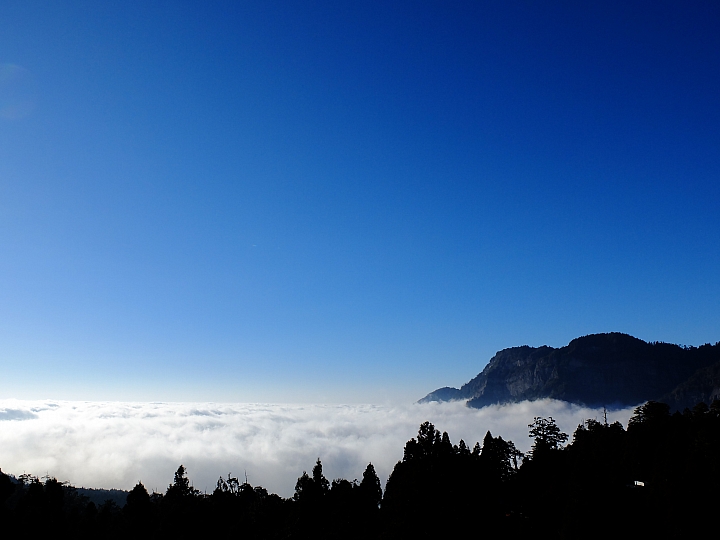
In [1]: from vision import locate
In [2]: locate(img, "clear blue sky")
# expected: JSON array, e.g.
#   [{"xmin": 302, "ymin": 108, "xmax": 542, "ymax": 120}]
[{"xmin": 1, "ymin": 1, "xmax": 718, "ymax": 403}]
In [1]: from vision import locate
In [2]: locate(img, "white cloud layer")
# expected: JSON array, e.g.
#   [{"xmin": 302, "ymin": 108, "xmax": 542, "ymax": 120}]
[{"xmin": 0, "ymin": 399, "xmax": 638, "ymax": 497}]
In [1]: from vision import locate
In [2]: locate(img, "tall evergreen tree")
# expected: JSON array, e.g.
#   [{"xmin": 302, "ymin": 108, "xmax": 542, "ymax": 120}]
[
  {"xmin": 359, "ymin": 463, "xmax": 382, "ymax": 508},
  {"xmin": 312, "ymin": 458, "xmax": 330, "ymax": 495}
]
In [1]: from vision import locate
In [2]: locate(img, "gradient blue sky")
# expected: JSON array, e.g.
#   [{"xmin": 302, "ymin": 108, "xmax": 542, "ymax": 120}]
[{"xmin": 1, "ymin": 1, "xmax": 718, "ymax": 403}]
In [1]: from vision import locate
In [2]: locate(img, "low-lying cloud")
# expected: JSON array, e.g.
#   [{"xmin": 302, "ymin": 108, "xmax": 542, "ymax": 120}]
[{"xmin": 0, "ymin": 399, "xmax": 638, "ymax": 497}]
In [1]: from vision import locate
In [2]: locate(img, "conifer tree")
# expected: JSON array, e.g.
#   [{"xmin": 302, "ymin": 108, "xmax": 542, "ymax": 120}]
[{"xmin": 359, "ymin": 463, "xmax": 382, "ymax": 508}]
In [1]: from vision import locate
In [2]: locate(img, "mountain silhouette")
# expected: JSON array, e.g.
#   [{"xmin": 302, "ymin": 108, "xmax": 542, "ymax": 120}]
[{"xmin": 419, "ymin": 333, "xmax": 720, "ymax": 409}]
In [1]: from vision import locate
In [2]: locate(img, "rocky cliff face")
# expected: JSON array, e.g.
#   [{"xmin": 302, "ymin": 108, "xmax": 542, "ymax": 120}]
[{"xmin": 419, "ymin": 333, "xmax": 720, "ymax": 409}]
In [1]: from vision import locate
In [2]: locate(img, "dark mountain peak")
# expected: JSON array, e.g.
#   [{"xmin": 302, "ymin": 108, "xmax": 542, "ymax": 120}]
[
  {"xmin": 417, "ymin": 386, "xmax": 464, "ymax": 403},
  {"xmin": 566, "ymin": 332, "xmax": 646, "ymax": 350},
  {"xmin": 419, "ymin": 333, "xmax": 720, "ymax": 409}
]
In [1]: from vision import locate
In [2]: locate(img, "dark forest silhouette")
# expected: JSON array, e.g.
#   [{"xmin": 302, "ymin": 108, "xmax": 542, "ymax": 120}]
[{"xmin": 2, "ymin": 400, "xmax": 719, "ymax": 539}]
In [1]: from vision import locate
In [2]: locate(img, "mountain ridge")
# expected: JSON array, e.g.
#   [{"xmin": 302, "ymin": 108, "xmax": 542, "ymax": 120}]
[{"xmin": 420, "ymin": 333, "xmax": 720, "ymax": 410}]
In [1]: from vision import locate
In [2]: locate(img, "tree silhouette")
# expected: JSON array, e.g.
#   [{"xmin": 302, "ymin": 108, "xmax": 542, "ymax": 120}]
[
  {"xmin": 406, "ymin": 420, "xmax": 440, "ymax": 460},
  {"xmin": 293, "ymin": 471, "xmax": 313, "ymax": 502},
  {"xmin": 166, "ymin": 464, "xmax": 195, "ymax": 498},
  {"xmin": 312, "ymin": 458, "xmax": 330, "ymax": 496},
  {"xmin": 359, "ymin": 463, "xmax": 382, "ymax": 508},
  {"xmin": 127, "ymin": 481, "xmax": 150, "ymax": 506},
  {"xmin": 481, "ymin": 431, "xmax": 523, "ymax": 480},
  {"xmin": 528, "ymin": 416, "xmax": 568, "ymax": 458},
  {"xmin": 293, "ymin": 458, "xmax": 330, "ymax": 505},
  {"xmin": 628, "ymin": 400, "xmax": 670, "ymax": 428},
  {"xmin": 125, "ymin": 480, "xmax": 153, "ymax": 532}
]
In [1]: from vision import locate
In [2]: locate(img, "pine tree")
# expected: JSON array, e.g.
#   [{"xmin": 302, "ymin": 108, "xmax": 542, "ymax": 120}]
[{"xmin": 359, "ymin": 463, "xmax": 382, "ymax": 508}]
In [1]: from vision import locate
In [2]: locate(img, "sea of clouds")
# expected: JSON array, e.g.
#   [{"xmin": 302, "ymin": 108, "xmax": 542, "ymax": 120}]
[{"xmin": 0, "ymin": 399, "xmax": 638, "ymax": 497}]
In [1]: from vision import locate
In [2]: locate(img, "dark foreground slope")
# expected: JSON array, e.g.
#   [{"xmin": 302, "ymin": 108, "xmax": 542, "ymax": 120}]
[{"xmin": 420, "ymin": 333, "xmax": 720, "ymax": 409}]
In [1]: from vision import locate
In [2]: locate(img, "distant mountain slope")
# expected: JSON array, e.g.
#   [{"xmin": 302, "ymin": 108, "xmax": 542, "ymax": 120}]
[
  {"xmin": 659, "ymin": 359, "xmax": 720, "ymax": 411},
  {"xmin": 419, "ymin": 333, "xmax": 720, "ymax": 409},
  {"xmin": 75, "ymin": 487, "xmax": 128, "ymax": 507}
]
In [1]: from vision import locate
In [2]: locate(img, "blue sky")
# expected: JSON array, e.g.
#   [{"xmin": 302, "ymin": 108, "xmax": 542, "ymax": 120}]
[{"xmin": 1, "ymin": 1, "xmax": 718, "ymax": 403}]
